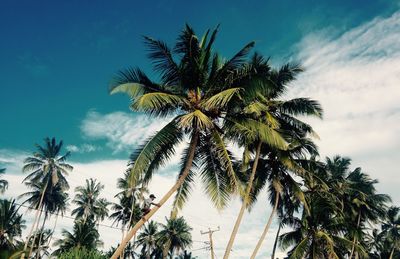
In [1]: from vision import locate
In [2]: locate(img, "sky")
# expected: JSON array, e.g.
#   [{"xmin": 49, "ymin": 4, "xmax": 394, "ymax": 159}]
[{"xmin": 1, "ymin": 0, "xmax": 400, "ymax": 258}]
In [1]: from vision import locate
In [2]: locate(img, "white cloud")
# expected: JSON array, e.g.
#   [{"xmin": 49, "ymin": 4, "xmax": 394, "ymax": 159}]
[
  {"xmin": 66, "ymin": 143, "xmax": 100, "ymax": 153},
  {"xmin": 80, "ymin": 111, "xmax": 171, "ymax": 153},
  {"xmin": 287, "ymin": 11, "xmax": 400, "ymax": 200}
]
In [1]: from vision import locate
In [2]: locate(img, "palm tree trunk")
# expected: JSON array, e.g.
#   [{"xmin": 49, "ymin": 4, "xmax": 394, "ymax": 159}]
[
  {"xmin": 21, "ymin": 182, "xmax": 48, "ymax": 259},
  {"xmin": 35, "ymin": 214, "xmax": 48, "ymax": 259},
  {"xmin": 121, "ymin": 226, "xmax": 126, "ymax": 259},
  {"xmin": 110, "ymin": 132, "xmax": 199, "ymax": 259},
  {"xmin": 389, "ymin": 247, "xmax": 395, "ymax": 259},
  {"xmin": 224, "ymin": 141, "xmax": 262, "ymax": 259},
  {"xmin": 349, "ymin": 212, "xmax": 361, "ymax": 259},
  {"xmin": 28, "ymin": 208, "xmax": 44, "ymax": 258},
  {"xmin": 271, "ymin": 222, "xmax": 282, "ymax": 259},
  {"xmin": 251, "ymin": 191, "xmax": 280, "ymax": 259},
  {"xmin": 46, "ymin": 214, "xmax": 58, "ymax": 247}
]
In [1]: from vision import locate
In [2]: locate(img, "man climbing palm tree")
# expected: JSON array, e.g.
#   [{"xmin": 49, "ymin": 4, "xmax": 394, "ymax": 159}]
[{"xmin": 142, "ymin": 194, "xmax": 160, "ymax": 217}]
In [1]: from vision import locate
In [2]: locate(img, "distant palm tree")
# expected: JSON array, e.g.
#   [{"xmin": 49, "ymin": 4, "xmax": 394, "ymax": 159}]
[
  {"xmin": 110, "ymin": 24, "xmax": 257, "ymax": 258},
  {"xmin": 157, "ymin": 217, "xmax": 192, "ymax": 258},
  {"xmin": 21, "ymin": 137, "xmax": 72, "ymax": 259},
  {"xmin": 28, "ymin": 229, "xmax": 51, "ymax": 259},
  {"xmin": 381, "ymin": 206, "xmax": 400, "ymax": 259},
  {"xmin": 19, "ymin": 180, "xmax": 69, "ymax": 257},
  {"xmin": 53, "ymin": 219, "xmax": 103, "ymax": 255},
  {"xmin": 0, "ymin": 199, "xmax": 26, "ymax": 250},
  {"xmin": 136, "ymin": 221, "xmax": 160, "ymax": 259},
  {"xmin": 176, "ymin": 250, "xmax": 197, "ymax": 259},
  {"xmin": 0, "ymin": 168, "xmax": 8, "ymax": 193},
  {"xmin": 72, "ymin": 178, "xmax": 110, "ymax": 223}
]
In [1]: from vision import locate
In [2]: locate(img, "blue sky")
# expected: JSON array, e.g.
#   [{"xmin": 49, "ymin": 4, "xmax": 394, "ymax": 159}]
[
  {"xmin": 0, "ymin": 0, "xmax": 398, "ymax": 159},
  {"xmin": 1, "ymin": 1, "xmax": 400, "ymax": 258}
]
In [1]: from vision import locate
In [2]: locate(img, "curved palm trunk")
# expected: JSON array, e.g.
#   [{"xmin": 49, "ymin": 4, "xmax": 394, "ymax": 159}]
[
  {"xmin": 349, "ymin": 212, "xmax": 361, "ymax": 259},
  {"xmin": 251, "ymin": 191, "xmax": 280, "ymax": 259},
  {"xmin": 224, "ymin": 141, "xmax": 262, "ymax": 259},
  {"xmin": 21, "ymin": 182, "xmax": 48, "ymax": 259},
  {"xmin": 271, "ymin": 222, "xmax": 282, "ymax": 259},
  {"xmin": 111, "ymin": 132, "xmax": 199, "ymax": 259}
]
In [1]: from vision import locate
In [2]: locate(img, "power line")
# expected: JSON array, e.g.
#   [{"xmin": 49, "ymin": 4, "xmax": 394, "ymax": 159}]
[{"xmin": 15, "ymin": 202, "xmax": 127, "ymax": 231}]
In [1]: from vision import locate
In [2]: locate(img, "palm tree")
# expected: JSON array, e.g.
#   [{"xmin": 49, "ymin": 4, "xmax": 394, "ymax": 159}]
[
  {"xmin": 344, "ymin": 167, "xmax": 390, "ymax": 258},
  {"xmin": 0, "ymin": 199, "xmax": 26, "ymax": 250},
  {"xmin": 110, "ymin": 24, "xmax": 257, "ymax": 258},
  {"xmin": 53, "ymin": 219, "xmax": 103, "ymax": 255},
  {"xmin": 223, "ymin": 56, "xmax": 323, "ymax": 258},
  {"xmin": 28, "ymin": 229, "xmax": 51, "ymax": 259},
  {"xmin": 380, "ymin": 206, "xmax": 400, "ymax": 259},
  {"xmin": 249, "ymin": 136, "xmax": 319, "ymax": 258},
  {"xmin": 176, "ymin": 250, "xmax": 197, "ymax": 259},
  {"xmin": 72, "ymin": 178, "xmax": 110, "ymax": 223},
  {"xmin": 0, "ymin": 168, "xmax": 8, "ymax": 193},
  {"xmin": 20, "ymin": 137, "xmax": 72, "ymax": 259},
  {"xmin": 156, "ymin": 217, "xmax": 192, "ymax": 258},
  {"xmin": 19, "ymin": 180, "xmax": 69, "ymax": 257},
  {"xmin": 136, "ymin": 221, "xmax": 160, "ymax": 259}
]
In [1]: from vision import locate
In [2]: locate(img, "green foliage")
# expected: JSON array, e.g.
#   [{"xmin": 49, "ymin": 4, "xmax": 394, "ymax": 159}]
[
  {"xmin": 0, "ymin": 199, "xmax": 25, "ymax": 250},
  {"xmin": 57, "ymin": 247, "xmax": 106, "ymax": 259}
]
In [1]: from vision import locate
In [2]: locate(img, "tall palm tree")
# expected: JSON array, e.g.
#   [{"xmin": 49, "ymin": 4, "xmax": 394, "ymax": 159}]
[
  {"xmin": 156, "ymin": 217, "xmax": 192, "ymax": 258},
  {"xmin": 72, "ymin": 178, "xmax": 110, "ymax": 223},
  {"xmin": 20, "ymin": 137, "xmax": 72, "ymax": 259},
  {"xmin": 250, "ymin": 136, "xmax": 318, "ymax": 258},
  {"xmin": 53, "ymin": 219, "xmax": 103, "ymax": 255},
  {"xmin": 0, "ymin": 168, "xmax": 8, "ymax": 193},
  {"xmin": 136, "ymin": 221, "xmax": 160, "ymax": 259},
  {"xmin": 0, "ymin": 199, "xmax": 26, "ymax": 250},
  {"xmin": 223, "ymin": 56, "xmax": 323, "ymax": 258},
  {"xmin": 19, "ymin": 180, "xmax": 69, "ymax": 257},
  {"xmin": 110, "ymin": 24, "xmax": 257, "ymax": 258}
]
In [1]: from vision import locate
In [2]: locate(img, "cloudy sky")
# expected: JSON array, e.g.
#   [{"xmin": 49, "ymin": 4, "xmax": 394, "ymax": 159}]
[{"xmin": 1, "ymin": 1, "xmax": 400, "ymax": 258}]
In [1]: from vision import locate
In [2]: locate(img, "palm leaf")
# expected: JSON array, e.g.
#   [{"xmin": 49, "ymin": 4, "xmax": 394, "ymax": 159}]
[
  {"xmin": 143, "ymin": 36, "xmax": 180, "ymax": 86},
  {"xmin": 128, "ymin": 118, "xmax": 183, "ymax": 187},
  {"xmin": 201, "ymin": 87, "xmax": 241, "ymax": 111},
  {"xmin": 132, "ymin": 92, "xmax": 185, "ymax": 116}
]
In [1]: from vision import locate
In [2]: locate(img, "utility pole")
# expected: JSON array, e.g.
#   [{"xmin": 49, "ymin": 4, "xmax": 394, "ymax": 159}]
[{"xmin": 201, "ymin": 226, "xmax": 220, "ymax": 259}]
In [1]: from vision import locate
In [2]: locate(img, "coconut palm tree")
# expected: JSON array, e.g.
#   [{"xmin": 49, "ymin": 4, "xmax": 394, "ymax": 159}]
[
  {"xmin": 176, "ymin": 250, "xmax": 197, "ymax": 259},
  {"xmin": 27, "ymin": 229, "xmax": 51, "ymax": 259},
  {"xmin": 344, "ymin": 167, "xmax": 390, "ymax": 258},
  {"xmin": 53, "ymin": 219, "xmax": 103, "ymax": 255},
  {"xmin": 110, "ymin": 24, "xmax": 258, "ymax": 258},
  {"xmin": 71, "ymin": 178, "xmax": 110, "ymax": 223},
  {"xmin": 0, "ymin": 168, "xmax": 8, "ymax": 193},
  {"xmin": 156, "ymin": 217, "xmax": 192, "ymax": 258},
  {"xmin": 136, "ymin": 221, "xmax": 160, "ymax": 259},
  {"xmin": 19, "ymin": 180, "xmax": 69, "ymax": 257},
  {"xmin": 249, "ymin": 135, "xmax": 319, "ymax": 258},
  {"xmin": 0, "ymin": 199, "xmax": 26, "ymax": 250},
  {"xmin": 20, "ymin": 137, "xmax": 72, "ymax": 259},
  {"xmin": 380, "ymin": 206, "xmax": 400, "ymax": 259},
  {"xmin": 223, "ymin": 56, "xmax": 323, "ymax": 258}
]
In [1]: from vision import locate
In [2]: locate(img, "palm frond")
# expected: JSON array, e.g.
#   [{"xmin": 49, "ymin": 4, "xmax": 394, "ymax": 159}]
[
  {"xmin": 129, "ymin": 118, "xmax": 183, "ymax": 187},
  {"xmin": 143, "ymin": 36, "xmax": 180, "ymax": 86}
]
